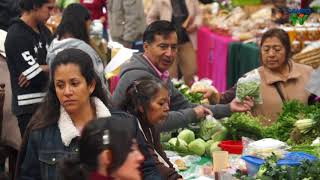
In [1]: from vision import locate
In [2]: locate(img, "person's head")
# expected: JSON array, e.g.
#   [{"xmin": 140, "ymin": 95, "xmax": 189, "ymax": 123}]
[
  {"xmin": 55, "ymin": 3, "xmax": 91, "ymax": 44},
  {"xmin": 122, "ymin": 77, "xmax": 170, "ymax": 125},
  {"xmin": 60, "ymin": 115, "xmax": 144, "ymax": 180},
  {"xmin": 16, "ymin": 48, "xmax": 111, "ymax": 179},
  {"xmin": 143, "ymin": 20, "xmax": 178, "ymax": 72},
  {"xmin": 19, "ymin": 0, "xmax": 55, "ymax": 23},
  {"xmin": 50, "ymin": 48, "xmax": 109, "ymax": 115},
  {"xmin": 30, "ymin": 48, "xmax": 109, "ymax": 130},
  {"xmin": 260, "ymin": 28, "xmax": 291, "ymax": 71}
]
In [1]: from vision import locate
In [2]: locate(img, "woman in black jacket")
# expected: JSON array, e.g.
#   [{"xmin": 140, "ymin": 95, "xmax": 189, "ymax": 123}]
[{"xmin": 121, "ymin": 77, "xmax": 183, "ymax": 180}]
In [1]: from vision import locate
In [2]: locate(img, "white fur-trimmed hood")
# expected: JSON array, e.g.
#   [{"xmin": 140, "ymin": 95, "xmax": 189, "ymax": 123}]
[{"xmin": 58, "ymin": 97, "xmax": 111, "ymax": 146}]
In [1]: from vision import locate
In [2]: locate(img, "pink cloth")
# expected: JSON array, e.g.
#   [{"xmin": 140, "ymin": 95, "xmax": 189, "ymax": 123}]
[{"xmin": 197, "ymin": 27, "xmax": 235, "ymax": 92}]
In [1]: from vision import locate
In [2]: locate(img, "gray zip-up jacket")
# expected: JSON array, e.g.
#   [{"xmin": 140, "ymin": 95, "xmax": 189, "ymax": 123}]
[
  {"xmin": 46, "ymin": 38, "xmax": 109, "ymax": 93},
  {"xmin": 112, "ymin": 53, "xmax": 231, "ymax": 132}
]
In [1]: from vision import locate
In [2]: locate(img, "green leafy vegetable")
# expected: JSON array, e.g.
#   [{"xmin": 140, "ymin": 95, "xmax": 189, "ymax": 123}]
[
  {"xmin": 188, "ymin": 138, "xmax": 206, "ymax": 156},
  {"xmin": 222, "ymin": 113, "xmax": 264, "ymax": 140},
  {"xmin": 199, "ymin": 116, "xmax": 224, "ymax": 141},
  {"xmin": 177, "ymin": 129, "xmax": 195, "ymax": 144},
  {"xmin": 236, "ymin": 81, "xmax": 261, "ymax": 103}
]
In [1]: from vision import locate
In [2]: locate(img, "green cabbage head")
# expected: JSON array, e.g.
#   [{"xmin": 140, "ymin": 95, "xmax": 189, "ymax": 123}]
[
  {"xmin": 188, "ymin": 138, "xmax": 206, "ymax": 156},
  {"xmin": 177, "ymin": 129, "xmax": 195, "ymax": 144}
]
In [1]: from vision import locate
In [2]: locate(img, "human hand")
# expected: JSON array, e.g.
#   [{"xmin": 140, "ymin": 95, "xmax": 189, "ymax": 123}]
[
  {"xmin": 230, "ymin": 96, "xmax": 254, "ymax": 112},
  {"xmin": 177, "ymin": 178, "xmax": 184, "ymax": 180},
  {"xmin": 99, "ymin": 16, "xmax": 106, "ymax": 23},
  {"xmin": 18, "ymin": 73, "xmax": 30, "ymax": 88},
  {"xmin": 186, "ymin": 23, "xmax": 197, "ymax": 33},
  {"xmin": 40, "ymin": 65, "xmax": 49, "ymax": 73},
  {"xmin": 191, "ymin": 86, "xmax": 220, "ymax": 104},
  {"xmin": 193, "ymin": 105, "xmax": 212, "ymax": 119}
]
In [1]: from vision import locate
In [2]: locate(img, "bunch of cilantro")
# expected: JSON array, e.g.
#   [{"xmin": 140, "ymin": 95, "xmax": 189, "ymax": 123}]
[{"xmin": 222, "ymin": 112, "xmax": 264, "ymax": 141}]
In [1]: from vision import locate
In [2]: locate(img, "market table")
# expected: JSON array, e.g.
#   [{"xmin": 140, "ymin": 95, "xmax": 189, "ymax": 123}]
[
  {"xmin": 166, "ymin": 150, "xmax": 241, "ymax": 180},
  {"xmin": 226, "ymin": 42, "xmax": 260, "ymax": 89},
  {"xmin": 197, "ymin": 27, "xmax": 236, "ymax": 92}
]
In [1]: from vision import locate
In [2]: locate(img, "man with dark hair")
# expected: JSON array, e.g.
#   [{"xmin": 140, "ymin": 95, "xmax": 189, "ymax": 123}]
[
  {"xmin": 0, "ymin": 0, "xmax": 20, "ymax": 31},
  {"xmin": 113, "ymin": 20, "xmax": 254, "ymax": 132},
  {"xmin": 5, "ymin": 0, "xmax": 55, "ymax": 136}
]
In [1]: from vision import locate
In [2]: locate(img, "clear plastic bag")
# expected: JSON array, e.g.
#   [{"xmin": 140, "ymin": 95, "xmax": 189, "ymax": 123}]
[
  {"xmin": 191, "ymin": 77, "xmax": 213, "ymax": 91},
  {"xmin": 191, "ymin": 78, "xmax": 217, "ymax": 104},
  {"xmin": 236, "ymin": 69, "xmax": 262, "ymax": 104},
  {"xmin": 243, "ymin": 138, "xmax": 290, "ymax": 159},
  {"xmin": 199, "ymin": 115, "xmax": 225, "ymax": 141}
]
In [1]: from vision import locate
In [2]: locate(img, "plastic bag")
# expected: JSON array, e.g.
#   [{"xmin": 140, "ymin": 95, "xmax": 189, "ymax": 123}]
[
  {"xmin": 191, "ymin": 77, "xmax": 213, "ymax": 91},
  {"xmin": 199, "ymin": 115, "xmax": 224, "ymax": 141},
  {"xmin": 236, "ymin": 69, "xmax": 262, "ymax": 104},
  {"xmin": 244, "ymin": 138, "xmax": 290, "ymax": 159},
  {"xmin": 191, "ymin": 78, "xmax": 218, "ymax": 104}
]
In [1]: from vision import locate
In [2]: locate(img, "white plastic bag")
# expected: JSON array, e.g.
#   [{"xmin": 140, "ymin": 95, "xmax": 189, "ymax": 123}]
[{"xmin": 245, "ymin": 138, "xmax": 290, "ymax": 159}]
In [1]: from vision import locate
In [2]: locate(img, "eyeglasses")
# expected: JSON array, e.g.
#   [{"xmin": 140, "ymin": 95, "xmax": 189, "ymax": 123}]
[{"xmin": 261, "ymin": 45, "xmax": 283, "ymax": 53}]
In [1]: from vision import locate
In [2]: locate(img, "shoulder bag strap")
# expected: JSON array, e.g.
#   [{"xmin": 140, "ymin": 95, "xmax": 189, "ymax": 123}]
[{"xmin": 273, "ymin": 81, "xmax": 286, "ymax": 103}]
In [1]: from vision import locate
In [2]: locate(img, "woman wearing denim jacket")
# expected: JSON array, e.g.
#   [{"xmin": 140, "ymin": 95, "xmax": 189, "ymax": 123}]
[{"xmin": 15, "ymin": 48, "xmax": 112, "ymax": 180}]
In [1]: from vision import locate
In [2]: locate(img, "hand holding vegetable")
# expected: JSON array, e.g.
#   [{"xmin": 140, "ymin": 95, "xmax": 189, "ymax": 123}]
[
  {"xmin": 193, "ymin": 105, "xmax": 212, "ymax": 119},
  {"xmin": 191, "ymin": 86, "xmax": 220, "ymax": 104},
  {"xmin": 230, "ymin": 96, "xmax": 254, "ymax": 112}
]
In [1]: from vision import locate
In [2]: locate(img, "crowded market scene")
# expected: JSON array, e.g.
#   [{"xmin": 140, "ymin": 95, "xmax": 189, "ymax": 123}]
[{"xmin": 0, "ymin": 0, "xmax": 320, "ymax": 179}]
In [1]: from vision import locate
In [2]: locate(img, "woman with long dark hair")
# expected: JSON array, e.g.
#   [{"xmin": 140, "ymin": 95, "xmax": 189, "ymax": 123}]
[
  {"xmin": 16, "ymin": 48, "xmax": 112, "ymax": 179},
  {"xmin": 46, "ymin": 3, "xmax": 107, "ymax": 91},
  {"xmin": 60, "ymin": 115, "xmax": 144, "ymax": 180}
]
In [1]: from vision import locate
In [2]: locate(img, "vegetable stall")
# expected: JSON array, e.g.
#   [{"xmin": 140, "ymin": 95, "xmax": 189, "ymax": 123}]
[{"xmin": 163, "ymin": 79, "xmax": 320, "ymax": 180}]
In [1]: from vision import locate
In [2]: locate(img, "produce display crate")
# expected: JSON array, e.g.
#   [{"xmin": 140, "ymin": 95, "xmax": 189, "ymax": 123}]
[
  {"xmin": 292, "ymin": 48, "xmax": 320, "ymax": 69},
  {"xmin": 232, "ymin": 0, "xmax": 261, "ymax": 6}
]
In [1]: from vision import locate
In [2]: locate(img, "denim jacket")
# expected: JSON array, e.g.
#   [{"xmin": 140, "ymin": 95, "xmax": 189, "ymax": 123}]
[
  {"xmin": 18, "ymin": 109, "xmax": 162, "ymax": 180},
  {"xmin": 17, "ymin": 97, "xmax": 112, "ymax": 180},
  {"xmin": 19, "ymin": 124, "xmax": 79, "ymax": 180}
]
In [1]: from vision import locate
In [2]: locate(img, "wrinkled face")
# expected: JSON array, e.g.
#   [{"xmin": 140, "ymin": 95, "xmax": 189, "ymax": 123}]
[
  {"xmin": 144, "ymin": 33, "xmax": 178, "ymax": 72},
  {"xmin": 54, "ymin": 63, "xmax": 95, "ymax": 114},
  {"xmin": 261, "ymin": 37, "xmax": 287, "ymax": 71},
  {"xmin": 114, "ymin": 142, "xmax": 144, "ymax": 180},
  {"xmin": 145, "ymin": 87, "xmax": 170, "ymax": 124},
  {"xmin": 34, "ymin": 0, "xmax": 56, "ymax": 24}
]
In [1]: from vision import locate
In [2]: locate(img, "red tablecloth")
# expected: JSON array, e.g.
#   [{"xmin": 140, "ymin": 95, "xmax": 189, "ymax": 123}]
[{"xmin": 197, "ymin": 27, "xmax": 236, "ymax": 92}]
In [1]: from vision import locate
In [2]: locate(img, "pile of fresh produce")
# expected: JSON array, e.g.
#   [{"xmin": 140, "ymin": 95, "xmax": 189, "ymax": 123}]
[
  {"xmin": 264, "ymin": 101, "xmax": 320, "ymax": 146},
  {"xmin": 222, "ymin": 112, "xmax": 264, "ymax": 141},
  {"xmin": 235, "ymin": 153, "xmax": 320, "ymax": 180},
  {"xmin": 163, "ymin": 116, "xmax": 227, "ymax": 157}
]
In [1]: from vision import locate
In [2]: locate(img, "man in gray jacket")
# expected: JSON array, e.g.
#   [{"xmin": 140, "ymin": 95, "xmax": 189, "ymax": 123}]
[{"xmin": 112, "ymin": 20, "xmax": 253, "ymax": 132}]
